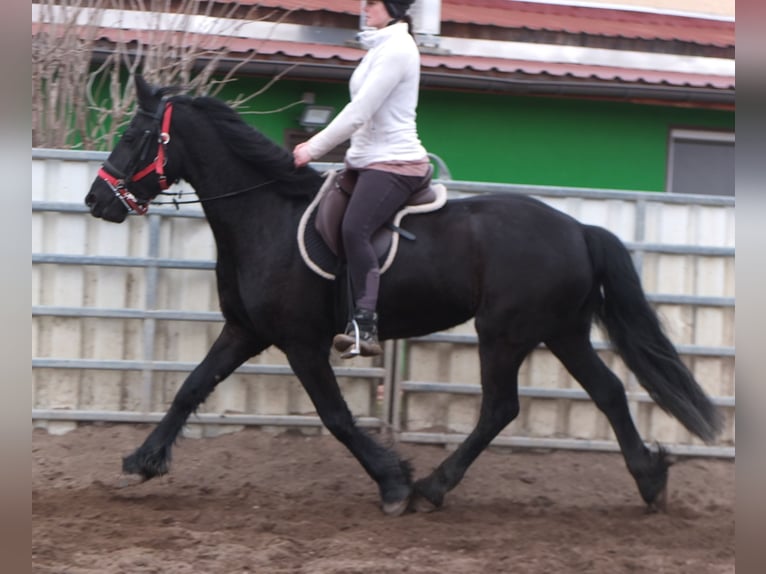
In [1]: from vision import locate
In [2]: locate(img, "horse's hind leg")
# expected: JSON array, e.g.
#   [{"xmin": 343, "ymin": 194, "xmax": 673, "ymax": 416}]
[
  {"xmin": 545, "ymin": 330, "xmax": 670, "ymax": 508},
  {"xmin": 122, "ymin": 322, "xmax": 265, "ymax": 481},
  {"xmin": 411, "ymin": 337, "xmax": 534, "ymax": 511}
]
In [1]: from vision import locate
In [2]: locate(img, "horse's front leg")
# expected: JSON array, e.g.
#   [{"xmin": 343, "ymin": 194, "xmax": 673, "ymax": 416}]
[
  {"xmin": 122, "ymin": 322, "xmax": 266, "ymax": 481},
  {"xmin": 285, "ymin": 344, "xmax": 413, "ymax": 516}
]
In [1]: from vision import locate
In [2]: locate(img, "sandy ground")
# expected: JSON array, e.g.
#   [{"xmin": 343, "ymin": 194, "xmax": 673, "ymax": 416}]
[{"xmin": 33, "ymin": 424, "xmax": 734, "ymax": 573}]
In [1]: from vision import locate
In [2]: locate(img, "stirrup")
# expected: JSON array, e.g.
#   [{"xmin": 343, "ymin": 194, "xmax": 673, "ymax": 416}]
[
  {"xmin": 332, "ymin": 316, "xmax": 382, "ymax": 359},
  {"xmin": 342, "ymin": 318, "xmax": 363, "ymax": 359}
]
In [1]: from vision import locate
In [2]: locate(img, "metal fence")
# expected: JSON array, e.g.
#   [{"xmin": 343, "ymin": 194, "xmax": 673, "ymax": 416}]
[{"xmin": 32, "ymin": 149, "xmax": 734, "ymax": 457}]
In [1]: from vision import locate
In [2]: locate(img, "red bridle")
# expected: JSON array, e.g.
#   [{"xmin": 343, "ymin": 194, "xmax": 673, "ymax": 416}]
[{"xmin": 97, "ymin": 102, "xmax": 174, "ymax": 216}]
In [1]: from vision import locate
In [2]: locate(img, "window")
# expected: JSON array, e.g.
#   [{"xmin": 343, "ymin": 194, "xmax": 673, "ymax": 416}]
[{"xmin": 666, "ymin": 129, "xmax": 734, "ymax": 196}]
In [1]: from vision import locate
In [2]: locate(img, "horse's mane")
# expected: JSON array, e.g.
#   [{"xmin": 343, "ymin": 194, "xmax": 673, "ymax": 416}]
[{"xmin": 184, "ymin": 95, "xmax": 324, "ymax": 198}]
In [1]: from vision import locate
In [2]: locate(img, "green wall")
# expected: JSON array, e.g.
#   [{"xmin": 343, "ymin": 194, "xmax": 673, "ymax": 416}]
[{"xmin": 218, "ymin": 77, "xmax": 734, "ymax": 192}]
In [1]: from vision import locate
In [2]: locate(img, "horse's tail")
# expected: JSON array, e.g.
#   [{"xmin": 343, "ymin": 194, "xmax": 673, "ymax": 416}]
[{"xmin": 583, "ymin": 225, "xmax": 722, "ymax": 442}]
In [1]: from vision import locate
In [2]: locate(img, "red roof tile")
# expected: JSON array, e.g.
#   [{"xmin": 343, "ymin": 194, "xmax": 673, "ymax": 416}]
[
  {"xmin": 33, "ymin": 0, "xmax": 734, "ymax": 96},
  {"xmin": 57, "ymin": 24, "xmax": 730, "ymax": 91},
  {"xmin": 245, "ymin": 0, "xmax": 734, "ymax": 47}
]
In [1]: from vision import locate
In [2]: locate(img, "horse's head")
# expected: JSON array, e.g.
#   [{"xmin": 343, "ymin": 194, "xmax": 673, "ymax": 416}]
[{"xmin": 85, "ymin": 75, "xmax": 180, "ymax": 223}]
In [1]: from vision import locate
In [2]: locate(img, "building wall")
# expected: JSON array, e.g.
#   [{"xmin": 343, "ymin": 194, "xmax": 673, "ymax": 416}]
[{"xmin": 218, "ymin": 78, "xmax": 734, "ymax": 191}]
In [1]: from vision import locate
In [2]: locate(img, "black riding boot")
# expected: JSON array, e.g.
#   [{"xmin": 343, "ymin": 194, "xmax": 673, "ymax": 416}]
[{"xmin": 333, "ymin": 308, "xmax": 382, "ymax": 358}]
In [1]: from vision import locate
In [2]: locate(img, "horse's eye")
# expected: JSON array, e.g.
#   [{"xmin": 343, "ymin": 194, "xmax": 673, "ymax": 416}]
[{"xmin": 123, "ymin": 133, "xmax": 135, "ymax": 144}]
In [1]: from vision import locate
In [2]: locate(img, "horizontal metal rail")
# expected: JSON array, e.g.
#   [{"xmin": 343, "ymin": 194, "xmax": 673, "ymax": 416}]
[
  {"xmin": 645, "ymin": 294, "xmax": 735, "ymax": 307},
  {"xmin": 33, "ymin": 200, "xmax": 206, "ymax": 219},
  {"xmin": 32, "ymin": 306, "xmax": 223, "ymax": 322},
  {"xmin": 624, "ymin": 242, "xmax": 734, "ymax": 257},
  {"xmin": 398, "ymin": 381, "xmax": 736, "ymax": 407},
  {"xmin": 32, "ymin": 409, "xmax": 382, "ymax": 428},
  {"xmin": 32, "ymin": 246, "xmax": 734, "ymax": 269},
  {"xmin": 32, "ymin": 357, "xmax": 386, "ymax": 379},
  {"xmin": 408, "ymin": 333, "xmax": 734, "ymax": 357},
  {"xmin": 33, "ymin": 148, "xmax": 109, "ymax": 161},
  {"xmin": 440, "ymin": 179, "xmax": 735, "ymax": 207},
  {"xmin": 33, "ymin": 253, "xmax": 216, "ymax": 269},
  {"xmin": 398, "ymin": 432, "xmax": 735, "ymax": 459},
  {"xmin": 33, "ymin": 291, "xmax": 735, "ymax": 322},
  {"xmin": 32, "ymin": 304, "xmax": 735, "ymax": 360},
  {"xmin": 30, "ymin": 148, "xmax": 736, "ymax": 208}
]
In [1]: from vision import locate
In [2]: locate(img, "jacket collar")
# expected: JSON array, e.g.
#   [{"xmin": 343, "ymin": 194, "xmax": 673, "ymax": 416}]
[{"xmin": 357, "ymin": 21, "xmax": 408, "ymax": 50}]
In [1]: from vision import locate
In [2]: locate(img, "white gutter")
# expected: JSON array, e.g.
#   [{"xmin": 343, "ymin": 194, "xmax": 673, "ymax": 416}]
[
  {"xmin": 519, "ymin": 0, "xmax": 734, "ymax": 22},
  {"xmin": 436, "ymin": 36, "xmax": 734, "ymax": 76}
]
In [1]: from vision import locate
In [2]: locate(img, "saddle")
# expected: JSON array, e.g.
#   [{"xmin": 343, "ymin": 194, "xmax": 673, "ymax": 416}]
[{"xmin": 297, "ymin": 168, "xmax": 447, "ymax": 280}]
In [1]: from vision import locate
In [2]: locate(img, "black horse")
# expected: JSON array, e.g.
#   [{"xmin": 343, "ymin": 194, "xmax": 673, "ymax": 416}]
[{"xmin": 85, "ymin": 76, "xmax": 720, "ymax": 515}]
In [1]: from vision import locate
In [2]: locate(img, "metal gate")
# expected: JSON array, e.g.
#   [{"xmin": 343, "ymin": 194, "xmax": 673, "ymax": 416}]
[{"xmin": 32, "ymin": 149, "xmax": 734, "ymax": 457}]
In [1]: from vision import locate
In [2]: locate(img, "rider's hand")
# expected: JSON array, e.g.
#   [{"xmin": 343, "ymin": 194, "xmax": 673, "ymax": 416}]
[{"xmin": 293, "ymin": 142, "xmax": 313, "ymax": 168}]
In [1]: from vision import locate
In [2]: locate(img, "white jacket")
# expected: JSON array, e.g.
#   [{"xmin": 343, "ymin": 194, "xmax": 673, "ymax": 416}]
[{"xmin": 306, "ymin": 22, "xmax": 427, "ymax": 167}]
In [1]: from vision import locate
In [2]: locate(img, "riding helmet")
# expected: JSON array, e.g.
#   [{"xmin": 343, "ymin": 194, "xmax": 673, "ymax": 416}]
[{"xmin": 383, "ymin": 0, "xmax": 414, "ymax": 20}]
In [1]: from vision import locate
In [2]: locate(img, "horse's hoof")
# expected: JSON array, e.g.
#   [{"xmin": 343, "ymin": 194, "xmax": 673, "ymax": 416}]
[
  {"xmin": 646, "ymin": 484, "xmax": 668, "ymax": 513},
  {"xmin": 412, "ymin": 493, "xmax": 440, "ymax": 513},
  {"xmin": 123, "ymin": 448, "xmax": 169, "ymax": 479},
  {"xmin": 116, "ymin": 473, "xmax": 148, "ymax": 489},
  {"xmin": 381, "ymin": 498, "xmax": 410, "ymax": 517},
  {"xmin": 634, "ymin": 444, "xmax": 671, "ymax": 507},
  {"xmin": 412, "ymin": 478, "xmax": 443, "ymax": 513}
]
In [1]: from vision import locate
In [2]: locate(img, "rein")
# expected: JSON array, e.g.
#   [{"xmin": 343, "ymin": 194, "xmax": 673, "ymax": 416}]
[{"xmin": 150, "ymin": 179, "xmax": 278, "ymax": 209}]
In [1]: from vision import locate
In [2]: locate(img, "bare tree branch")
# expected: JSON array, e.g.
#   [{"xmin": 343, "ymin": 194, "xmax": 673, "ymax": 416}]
[{"xmin": 32, "ymin": 0, "xmax": 305, "ymax": 150}]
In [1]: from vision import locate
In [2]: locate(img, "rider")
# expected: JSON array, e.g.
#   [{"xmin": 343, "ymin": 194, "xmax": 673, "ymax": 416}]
[{"xmin": 293, "ymin": 0, "xmax": 430, "ymax": 358}]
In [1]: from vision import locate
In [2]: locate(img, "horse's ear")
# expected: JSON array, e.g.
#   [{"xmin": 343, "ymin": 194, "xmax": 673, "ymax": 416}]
[{"xmin": 134, "ymin": 75, "xmax": 158, "ymax": 110}]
